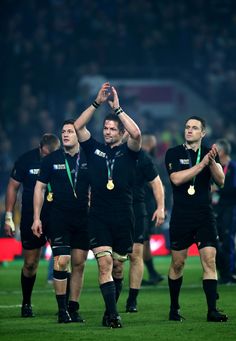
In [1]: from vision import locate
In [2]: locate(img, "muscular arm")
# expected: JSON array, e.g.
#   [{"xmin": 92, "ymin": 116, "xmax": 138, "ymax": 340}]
[
  {"xmin": 4, "ymin": 178, "xmax": 21, "ymax": 236},
  {"xmin": 118, "ymin": 111, "xmax": 141, "ymax": 152},
  {"xmin": 209, "ymin": 160, "xmax": 225, "ymax": 187},
  {"xmin": 170, "ymin": 160, "xmax": 208, "ymax": 186},
  {"xmin": 74, "ymin": 105, "xmax": 93, "ymax": 142},
  {"xmin": 31, "ymin": 181, "xmax": 47, "ymax": 237},
  {"xmin": 5, "ymin": 178, "xmax": 21, "ymax": 212},
  {"xmin": 149, "ymin": 175, "xmax": 165, "ymax": 226},
  {"xmin": 109, "ymin": 86, "xmax": 141, "ymax": 151}
]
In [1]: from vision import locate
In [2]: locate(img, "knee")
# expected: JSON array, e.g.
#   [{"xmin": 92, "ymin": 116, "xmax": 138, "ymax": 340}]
[
  {"xmin": 129, "ymin": 252, "xmax": 142, "ymax": 265},
  {"xmin": 113, "ymin": 260, "xmax": 124, "ymax": 278},
  {"xmin": 171, "ymin": 259, "xmax": 185, "ymax": 275},
  {"xmin": 97, "ymin": 255, "xmax": 113, "ymax": 276},
  {"xmin": 55, "ymin": 255, "xmax": 71, "ymax": 271},
  {"xmin": 24, "ymin": 259, "xmax": 38, "ymax": 274},
  {"xmin": 73, "ymin": 260, "xmax": 86, "ymax": 274},
  {"xmin": 203, "ymin": 256, "xmax": 216, "ymax": 272}
]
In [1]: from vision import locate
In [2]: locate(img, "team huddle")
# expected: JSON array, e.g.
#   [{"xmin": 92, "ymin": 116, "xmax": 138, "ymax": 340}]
[{"xmin": 4, "ymin": 83, "xmax": 228, "ymax": 327}]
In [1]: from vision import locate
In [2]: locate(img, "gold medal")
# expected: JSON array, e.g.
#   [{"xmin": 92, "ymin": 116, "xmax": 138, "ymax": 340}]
[
  {"xmin": 106, "ymin": 180, "xmax": 114, "ymax": 190},
  {"xmin": 187, "ymin": 185, "xmax": 195, "ymax": 196},
  {"xmin": 47, "ymin": 192, "xmax": 53, "ymax": 202}
]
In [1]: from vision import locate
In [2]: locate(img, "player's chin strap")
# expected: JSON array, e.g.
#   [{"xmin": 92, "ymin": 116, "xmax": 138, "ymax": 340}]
[{"xmin": 95, "ymin": 250, "xmax": 128, "ymax": 262}]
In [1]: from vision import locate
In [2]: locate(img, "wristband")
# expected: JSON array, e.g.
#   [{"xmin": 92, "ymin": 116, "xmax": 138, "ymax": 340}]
[
  {"xmin": 5, "ymin": 211, "xmax": 13, "ymax": 219},
  {"xmin": 5, "ymin": 212, "xmax": 15, "ymax": 232},
  {"xmin": 92, "ymin": 100, "xmax": 100, "ymax": 109},
  {"xmin": 114, "ymin": 106, "xmax": 123, "ymax": 115}
]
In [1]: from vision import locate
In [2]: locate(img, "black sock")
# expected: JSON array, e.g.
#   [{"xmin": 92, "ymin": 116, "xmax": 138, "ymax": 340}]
[
  {"xmin": 56, "ymin": 294, "xmax": 67, "ymax": 311},
  {"xmin": 21, "ymin": 270, "xmax": 36, "ymax": 306},
  {"xmin": 127, "ymin": 288, "xmax": 139, "ymax": 305},
  {"xmin": 168, "ymin": 276, "xmax": 183, "ymax": 310},
  {"xmin": 68, "ymin": 300, "xmax": 79, "ymax": 313},
  {"xmin": 203, "ymin": 279, "xmax": 217, "ymax": 312},
  {"xmin": 66, "ymin": 272, "xmax": 71, "ymax": 306},
  {"xmin": 113, "ymin": 277, "xmax": 123, "ymax": 302},
  {"xmin": 100, "ymin": 281, "xmax": 118, "ymax": 317},
  {"xmin": 144, "ymin": 259, "xmax": 157, "ymax": 277}
]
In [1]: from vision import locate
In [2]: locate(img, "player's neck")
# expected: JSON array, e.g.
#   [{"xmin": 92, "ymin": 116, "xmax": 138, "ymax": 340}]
[
  {"xmin": 185, "ymin": 141, "xmax": 201, "ymax": 152},
  {"xmin": 64, "ymin": 144, "xmax": 79, "ymax": 156},
  {"xmin": 108, "ymin": 140, "xmax": 122, "ymax": 149}
]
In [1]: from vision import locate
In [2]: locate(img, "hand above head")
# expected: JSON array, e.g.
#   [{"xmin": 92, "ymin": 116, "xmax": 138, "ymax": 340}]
[
  {"xmin": 95, "ymin": 82, "xmax": 111, "ymax": 105},
  {"xmin": 108, "ymin": 86, "xmax": 120, "ymax": 110},
  {"xmin": 4, "ymin": 212, "xmax": 15, "ymax": 237}
]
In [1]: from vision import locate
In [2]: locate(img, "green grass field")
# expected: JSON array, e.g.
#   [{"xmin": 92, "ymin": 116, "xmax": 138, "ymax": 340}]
[{"xmin": 0, "ymin": 256, "xmax": 235, "ymax": 341}]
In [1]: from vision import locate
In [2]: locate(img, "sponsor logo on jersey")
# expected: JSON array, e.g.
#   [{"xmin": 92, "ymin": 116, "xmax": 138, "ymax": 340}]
[
  {"xmin": 53, "ymin": 164, "xmax": 66, "ymax": 169},
  {"xmin": 94, "ymin": 149, "xmax": 106, "ymax": 158},
  {"xmin": 29, "ymin": 169, "xmax": 40, "ymax": 174},
  {"xmin": 179, "ymin": 159, "xmax": 190, "ymax": 165}
]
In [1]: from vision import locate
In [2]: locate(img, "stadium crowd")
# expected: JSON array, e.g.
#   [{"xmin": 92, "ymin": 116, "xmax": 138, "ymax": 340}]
[{"xmin": 1, "ymin": 0, "xmax": 236, "ymax": 210}]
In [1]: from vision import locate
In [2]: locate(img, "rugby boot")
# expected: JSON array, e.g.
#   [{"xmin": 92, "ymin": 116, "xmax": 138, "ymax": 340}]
[
  {"xmin": 207, "ymin": 309, "xmax": 228, "ymax": 322},
  {"xmin": 58, "ymin": 309, "xmax": 72, "ymax": 323},
  {"xmin": 68, "ymin": 302, "xmax": 85, "ymax": 323},
  {"xmin": 126, "ymin": 301, "xmax": 138, "ymax": 313},
  {"xmin": 109, "ymin": 314, "xmax": 122, "ymax": 328},
  {"xmin": 21, "ymin": 304, "xmax": 35, "ymax": 317},
  {"xmin": 169, "ymin": 309, "xmax": 185, "ymax": 322}
]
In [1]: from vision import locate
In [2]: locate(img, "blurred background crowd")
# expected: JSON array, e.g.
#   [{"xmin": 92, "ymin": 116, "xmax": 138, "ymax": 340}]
[{"xmin": 1, "ymin": 0, "xmax": 236, "ymax": 213}]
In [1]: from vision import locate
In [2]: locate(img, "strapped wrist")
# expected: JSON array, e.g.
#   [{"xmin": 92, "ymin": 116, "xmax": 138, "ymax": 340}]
[
  {"xmin": 5, "ymin": 211, "xmax": 13, "ymax": 219},
  {"xmin": 92, "ymin": 100, "xmax": 100, "ymax": 109},
  {"xmin": 114, "ymin": 106, "xmax": 123, "ymax": 115}
]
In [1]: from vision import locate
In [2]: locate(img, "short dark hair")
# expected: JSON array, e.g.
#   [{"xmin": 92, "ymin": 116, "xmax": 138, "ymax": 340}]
[
  {"xmin": 40, "ymin": 133, "xmax": 61, "ymax": 153},
  {"xmin": 185, "ymin": 116, "xmax": 206, "ymax": 130},
  {"xmin": 62, "ymin": 119, "xmax": 75, "ymax": 127},
  {"xmin": 216, "ymin": 138, "xmax": 231, "ymax": 155},
  {"xmin": 103, "ymin": 114, "xmax": 125, "ymax": 133}
]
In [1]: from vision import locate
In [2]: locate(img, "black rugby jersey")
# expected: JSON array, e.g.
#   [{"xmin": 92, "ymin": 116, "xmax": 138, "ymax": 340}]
[
  {"xmin": 38, "ymin": 148, "xmax": 89, "ymax": 210},
  {"xmin": 80, "ymin": 137, "xmax": 139, "ymax": 209},
  {"xmin": 11, "ymin": 148, "xmax": 42, "ymax": 213},
  {"xmin": 133, "ymin": 150, "xmax": 158, "ymax": 216},
  {"xmin": 165, "ymin": 144, "xmax": 220, "ymax": 209},
  {"xmin": 217, "ymin": 160, "xmax": 236, "ymax": 207}
]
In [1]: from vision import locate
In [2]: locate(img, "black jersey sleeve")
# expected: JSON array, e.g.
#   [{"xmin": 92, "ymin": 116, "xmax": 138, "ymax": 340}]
[
  {"xmin": 80, "ymin": 137, "xmax": 97, "ymax": 154},
  {"xmin": 139, "ymin": 151, "xmax": 158, "ymax": 182},
  {"xmin": 37, "ymin": 154, "xmax": 52, "ymax": 184},
  {"xmin": 165, "ymin": 147, "xmax": 181, "ymax": 175},
  {"xmin": 10, "ymin": 156, "xmax": 26, "ymax": 183}
]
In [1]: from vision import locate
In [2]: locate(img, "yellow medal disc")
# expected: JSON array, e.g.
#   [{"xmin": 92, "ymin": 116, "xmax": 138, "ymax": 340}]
[
  {"xmin": 187, "ymin": 185, "xmax": 195, "ymax": 196},
  {"xmin": 106, "ymin": 180, "xmax": 114, "ymax": 190},
  {"xmin": 47, "ymin": 192, "xmax": 53, "ymax": 202}
]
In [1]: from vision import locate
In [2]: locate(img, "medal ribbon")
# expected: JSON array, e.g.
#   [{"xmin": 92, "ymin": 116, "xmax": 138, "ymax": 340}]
[
  {"xmin": 106, "ymin": 156, "xmax": 115, "ymax": 181},
  {"xmin": 184, "ymin": 145, "xmax": 201, "ymax": 186},
  {"xmin": 64, "ymin": 151, "xmax": 80, "ymax": 198},
  {"xmin": 47, "ymin": 183, "xmax": 52, "ymax": 193}
]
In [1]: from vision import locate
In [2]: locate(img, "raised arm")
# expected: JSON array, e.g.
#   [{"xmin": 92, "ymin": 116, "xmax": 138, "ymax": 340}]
[
  {"xmin": 31, "ymin": 181, "xmax": 47, "ymax": 238},
  {"xmin": 149, "ymin": 175, "xmax": 165, "ymax": 227},
  {"xmin": 208, "ymin": 144, "xmax": 225, "ymax": 187},
  {"xmin": 74, "ymin": 82, "xmax": 111, "ymax": 142},
  {"xmin": 4, "ymin": 178, "xmax": 21, "ymax": 237},
  {"xmin": 108, "ymin": 86, "xmax": 141, "ymax": 152}
]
